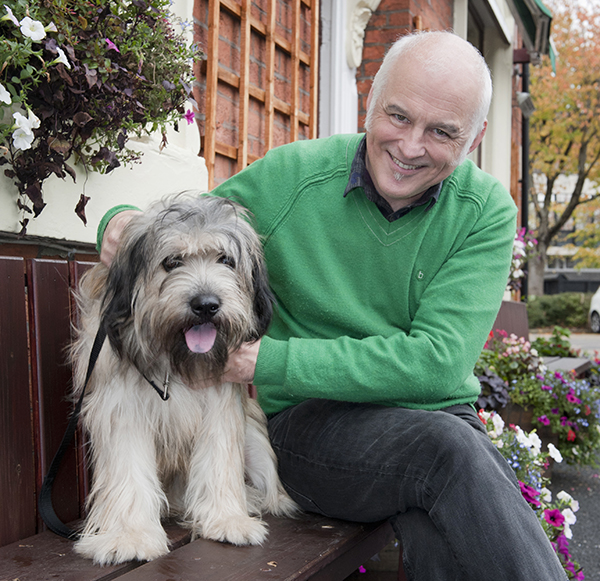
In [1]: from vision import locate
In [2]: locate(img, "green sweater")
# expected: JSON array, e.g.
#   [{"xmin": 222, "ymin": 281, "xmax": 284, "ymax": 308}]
[
  {"xmin": 212, "ymin": 134, "xmax": 517, "ymax": 415},
  {"xmin": 98, "ymin": 134, "xmax": 517, "ymax": 416}
]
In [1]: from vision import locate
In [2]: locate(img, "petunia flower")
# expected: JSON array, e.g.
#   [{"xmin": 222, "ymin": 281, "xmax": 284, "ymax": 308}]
[
  {"xmin": 184, "ymin": 109, "xmax": 195, "ymax": 125},
  {"xmin": 562, "ymin": 508, "xmax": 577, "ymax": 526},
  {"xmin": 567, "ymin": 429, "xmax": 577, "ymax": 442},
  {"xmin": 12, "ymin": 127, "xmax": 34, "ymax": 150},
  {"xmin": 105, "ymin": 38, "xmax": 120, "ymax": 52},
  {"xmin": 20, "ymin": 16, "xmax": 47, "ymax": 42},
  {"xmin": 547, "ymin": 443, "xmax": 563, "ymax": 463},
  {"xmin": 544, "ymin": 508, "xmax": 565, "ymax": 528},
  {"xmin": 45, "ymin": 21, "xmax": 57, "ymax": 32},
  {"xmin": 518, "ymin": 481, "xmax": 541, "ymax": 507},
  {"xmin": 2, "ymin": 5, "xmax": 19, "ymax": 26},
  {"xmin": 51, "ymin": 47, "xmax": 71, "ymax": 69},
  {"xmin": 0, "ymin": 82, "xmax": 11, "ymax": 105},
  {"xmin": 13, "ymin": 109, "xmax": 41, "ymax": 131},
  {"xmin": 537, "ymin": 415, "xmax": 550, "ymax": 426}
]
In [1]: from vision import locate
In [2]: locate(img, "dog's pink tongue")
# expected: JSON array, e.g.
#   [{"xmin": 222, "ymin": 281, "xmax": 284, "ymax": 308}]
[{"xmin": 185, "ymin": 324, "xmax": 217, "ymax": 353}]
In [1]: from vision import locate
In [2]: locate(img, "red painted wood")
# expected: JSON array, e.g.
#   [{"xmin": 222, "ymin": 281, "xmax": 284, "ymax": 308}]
[
  {"xmin": 0, "ymin": 257, "xmax": 37, "ymax": 546},
  {"xmin": 28, "ymin": 259, "xmax": 81, "ymax": 529}
]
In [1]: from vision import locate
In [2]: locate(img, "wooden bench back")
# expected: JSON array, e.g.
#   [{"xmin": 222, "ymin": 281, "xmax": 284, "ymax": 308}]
[{"xmin": 0, "ymin": 257, "xmax": 96, "ymax": 547}]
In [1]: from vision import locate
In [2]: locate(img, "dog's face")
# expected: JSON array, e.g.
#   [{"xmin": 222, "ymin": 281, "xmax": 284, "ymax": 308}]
[{"xmin": 101, "ymin": 195, "xmax": 273, "ymax": 384}]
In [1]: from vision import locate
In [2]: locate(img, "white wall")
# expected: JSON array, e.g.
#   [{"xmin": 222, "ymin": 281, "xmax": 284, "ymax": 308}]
[{"xmin": 0, "ymin": 0, "xmax": 207, "ymax": 246}]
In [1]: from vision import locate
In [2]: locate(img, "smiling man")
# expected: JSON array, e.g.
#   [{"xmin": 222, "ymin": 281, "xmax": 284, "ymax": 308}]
[{"xmin": 99, "ymin": 31, "xmax": 567, "ymax": 580}]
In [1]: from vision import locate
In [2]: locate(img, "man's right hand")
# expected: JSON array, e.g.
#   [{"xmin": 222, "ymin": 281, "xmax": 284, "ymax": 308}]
[{"xmin": 100, "ymin": 210, "xmax": 143, "ymax": 266}]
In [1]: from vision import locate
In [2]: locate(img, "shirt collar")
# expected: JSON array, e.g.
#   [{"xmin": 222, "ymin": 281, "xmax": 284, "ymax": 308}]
[{"xmin": 344, "ymin": 135, "xmax": 441, "ymax": 222}]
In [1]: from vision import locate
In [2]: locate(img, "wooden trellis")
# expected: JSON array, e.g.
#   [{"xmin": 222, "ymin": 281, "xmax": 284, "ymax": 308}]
[{"xmin": 198, "ymin": 0, "xmax": 319, "ymax": 188}]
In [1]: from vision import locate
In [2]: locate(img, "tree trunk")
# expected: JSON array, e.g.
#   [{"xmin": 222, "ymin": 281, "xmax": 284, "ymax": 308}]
[{"xmin": 527, "ymin": 240, "xmax": 547, "ymax": 296}]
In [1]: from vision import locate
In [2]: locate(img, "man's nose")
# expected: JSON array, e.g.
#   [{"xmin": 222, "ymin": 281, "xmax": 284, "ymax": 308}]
[{"xmin": 398, "ymin": 126, "xmax": 426, "ymax": 159}]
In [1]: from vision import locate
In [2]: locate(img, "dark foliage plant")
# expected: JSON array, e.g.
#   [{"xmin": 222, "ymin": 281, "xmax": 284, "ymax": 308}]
[{"xmin": 1, "ymin": 0, "xmax": 200, "ymax": 232}]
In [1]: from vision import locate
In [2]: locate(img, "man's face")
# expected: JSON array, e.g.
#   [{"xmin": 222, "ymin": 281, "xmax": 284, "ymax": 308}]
[{"xmin": 365, "ymin": 57, "xmax": 486, "ymax": 212}]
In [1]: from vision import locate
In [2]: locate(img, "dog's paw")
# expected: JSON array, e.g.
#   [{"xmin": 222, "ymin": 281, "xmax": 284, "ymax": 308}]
[
  {"xmin": 74, "ymin": 529, "xmax": 169, "ymax": 565},
  {"xmin": 201, "ymin": 515, "xmax": 268, "ymax": 546}
]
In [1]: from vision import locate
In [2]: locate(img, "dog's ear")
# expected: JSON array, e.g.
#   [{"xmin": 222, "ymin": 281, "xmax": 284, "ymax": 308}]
[
  {"xmin": 247, "ymin": 257, "xmax": 274, "ymax": 341},
  {"xmin": 101, "ymin": 229, "xmax": 151, "ymax": 356}
]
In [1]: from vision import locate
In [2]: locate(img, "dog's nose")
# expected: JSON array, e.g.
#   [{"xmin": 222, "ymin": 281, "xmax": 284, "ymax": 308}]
[{"xmin": 190, "ymin": 295, "xmax": 221, "ymax": 319}]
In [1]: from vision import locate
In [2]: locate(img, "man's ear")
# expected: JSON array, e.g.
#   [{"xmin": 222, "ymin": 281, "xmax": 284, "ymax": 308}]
[
  {"xmin": 468, "ymin": 120, "xmax": 488, "ymax": 154},
  {"xmin": 366, "ymin": 85, "xmax": 375, "ymax": 112}
]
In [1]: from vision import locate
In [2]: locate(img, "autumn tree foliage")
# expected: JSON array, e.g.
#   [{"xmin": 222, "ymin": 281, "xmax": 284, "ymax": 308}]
[{"xmin": 528, "ymin": 0, "xmax": 600, "ymax": 295}]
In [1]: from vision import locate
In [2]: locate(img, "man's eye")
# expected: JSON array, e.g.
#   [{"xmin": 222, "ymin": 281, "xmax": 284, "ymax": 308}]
[
  {"xmin": 433, "ymin": 128, "xmax": 450, "ymax": 138},
  {"xmin": 162, "ymin": 255, "xmax": 184, "ymax": 272},
  {"xmin": 393, "ymin": 114, "xmax": 408, "ymax": 123},
  {"xmin": 217, "ymin": 255, "xmax": 235, "ymax": 268}
]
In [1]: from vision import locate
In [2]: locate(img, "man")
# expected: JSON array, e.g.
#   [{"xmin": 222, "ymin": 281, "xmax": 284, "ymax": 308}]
[{"xmin": 99, "ymin": 31, "xmax": 567, "ymax": 579}]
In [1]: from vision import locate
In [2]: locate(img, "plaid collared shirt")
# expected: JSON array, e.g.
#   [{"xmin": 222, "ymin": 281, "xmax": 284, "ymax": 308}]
[{"xmin": 343, "ymin": 135, "xmax": 441, "ymax": 222}]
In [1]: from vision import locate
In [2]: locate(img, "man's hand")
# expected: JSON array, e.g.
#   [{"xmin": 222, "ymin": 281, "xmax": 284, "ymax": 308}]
[
  {"xmin": 222, "ymin": 339, "xmax": 262, "ymax": 385},
  {"xmin": 100, "ymin": 210, "xmax": 142, "ymax": 266}
]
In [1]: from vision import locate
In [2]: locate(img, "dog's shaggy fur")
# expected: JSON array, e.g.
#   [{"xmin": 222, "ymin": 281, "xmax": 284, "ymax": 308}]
[{"xmin": 71, "ymin": 195, "xmax": 297, "ymax": 566}]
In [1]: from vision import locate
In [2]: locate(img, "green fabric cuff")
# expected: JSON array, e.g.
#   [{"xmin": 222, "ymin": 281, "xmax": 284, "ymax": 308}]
[
  {"xmin": 254, "ymin": 336, "xmax": 288, "ymax": 387},
  {"xmin": 96, "ymin": 204, "xmax": 141, "ymax": 253}
]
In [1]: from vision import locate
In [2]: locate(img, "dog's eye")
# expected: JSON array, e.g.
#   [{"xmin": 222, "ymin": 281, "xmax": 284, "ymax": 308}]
[
  {"xmin": 217, "ymin": 255, "xmax": 235, "ymax": 268},
  {"xmin": 162, "ymin": 255, "xmax": 184, "ymax": 272}
]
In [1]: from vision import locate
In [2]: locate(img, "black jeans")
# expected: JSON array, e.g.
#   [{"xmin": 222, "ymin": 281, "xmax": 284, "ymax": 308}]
[{"xmin": 268, "ymin": 400, "xmax": 567, "ymax": 580}]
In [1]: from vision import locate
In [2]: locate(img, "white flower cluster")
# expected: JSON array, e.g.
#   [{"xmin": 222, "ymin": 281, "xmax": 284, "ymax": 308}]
[{"xmin": 1, "ymin": 4, "xmax": 71, "ymax": 151}]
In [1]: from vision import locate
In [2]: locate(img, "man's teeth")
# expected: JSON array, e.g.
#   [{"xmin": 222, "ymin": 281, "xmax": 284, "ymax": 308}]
[{"xmin": 391, "ymin": 156, "xmax": 420, "ymax": 170}]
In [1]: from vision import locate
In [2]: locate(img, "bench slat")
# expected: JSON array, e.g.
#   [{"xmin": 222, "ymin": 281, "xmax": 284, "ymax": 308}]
[
  {"xmin": 0, "ymin": 521, "xmax": 191, "ymax": 581},
  {"xmin": 0, "ymin": 514, "xmax": 392, "ymax": 581},
  {"xmin": 116, "ymin": 514, "xmax": 393, "ymax": 581}
]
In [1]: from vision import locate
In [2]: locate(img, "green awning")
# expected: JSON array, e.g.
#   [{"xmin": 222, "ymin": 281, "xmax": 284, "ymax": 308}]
[{"xmin": 509, "ymin": 0, "xmax": 554, "ymax": 66}]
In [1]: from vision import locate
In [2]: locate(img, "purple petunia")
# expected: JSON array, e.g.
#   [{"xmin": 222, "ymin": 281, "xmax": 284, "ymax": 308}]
[{"xmin": 544, "ymin": 509, "xmax": 565, "ymax": 527}]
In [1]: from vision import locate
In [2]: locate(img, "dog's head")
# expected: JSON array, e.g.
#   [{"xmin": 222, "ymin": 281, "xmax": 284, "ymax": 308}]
[{"xmin": 101, "ymin": 194, "xmax": 274, "ymax": 383}]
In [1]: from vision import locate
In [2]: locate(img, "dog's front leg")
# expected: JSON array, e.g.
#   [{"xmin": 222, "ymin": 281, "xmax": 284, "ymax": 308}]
[
  {"xmin": 75, "ymin": 390, "xmax": 169, "ymax": 565},
  {"xmin": 185, "ymin": 383, "xmax": 268, "ymax": 545}
]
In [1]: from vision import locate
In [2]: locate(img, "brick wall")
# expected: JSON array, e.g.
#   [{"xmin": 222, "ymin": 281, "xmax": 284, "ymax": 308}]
[
  {"xmin": 193, "ymin": 0, "xmax": 315, "ymax": 186},
  {"xmin": 356, "ymin": 0, "xmax": 454, "ymax": 131}
]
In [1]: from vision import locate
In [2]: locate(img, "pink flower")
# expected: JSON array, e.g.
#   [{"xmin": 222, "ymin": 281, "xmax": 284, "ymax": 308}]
[
  {"xmin": 184, "ymin": 109, "xmax": 195, "ymax": 125},
  {"xmin": 519, "ymin": 481, "xmax": 541, "ymax": 507},
  {"xmin": 541, "ymin": 384, "xmax": 552, "ymax": 391},
  {"xmin": 544, "ymin": 509, "xmax": 565, "ymax": 528},
  {"xmin": 537, "ymin": 415, "xmax": 550, "ymax": 426},
  {"xmin": 105, "ymin": 38, "xmax": 120, "ymax": 52},
  {"xmin": 556, "ymin": 533, "xmax": 570, "ymax": 558},
  {"xmin": 358, "ymin": 565, "xmax": 366, "ymax": 573},
  {"xmin": 566, "ymin": 389, "xmax": 581, "ymax": 404}
]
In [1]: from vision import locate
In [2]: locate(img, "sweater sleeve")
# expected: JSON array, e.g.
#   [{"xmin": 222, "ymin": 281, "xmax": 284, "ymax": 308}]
[{"xmin": 253, "ymin": 179, "xmax": 517, "ymax": 412}]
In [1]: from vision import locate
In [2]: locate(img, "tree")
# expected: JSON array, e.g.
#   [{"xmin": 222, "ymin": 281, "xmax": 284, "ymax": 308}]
[{"xmin": 528, "ymin": 0, "xmax": 600, "ymax": 295}]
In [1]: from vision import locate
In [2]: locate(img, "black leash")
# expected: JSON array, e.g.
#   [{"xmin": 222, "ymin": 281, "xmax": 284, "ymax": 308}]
[{"xmin": 38, "ymin": 321, "xmax": 170, "ymax": 539}]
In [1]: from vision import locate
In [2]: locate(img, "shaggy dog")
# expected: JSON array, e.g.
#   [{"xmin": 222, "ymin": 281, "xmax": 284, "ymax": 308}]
[{"xmin": 71, "ymin": 195, "xmax": 297, "ymax": 565}]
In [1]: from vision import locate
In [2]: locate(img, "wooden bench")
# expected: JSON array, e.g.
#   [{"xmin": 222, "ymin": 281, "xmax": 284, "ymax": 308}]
[
  {"xmin": 0, "ymin": 514, "xmax": 395, "ymax": 581},
  {"xmin": 0, "ymin": 255, "xmax": 404, "ymax": 580}
]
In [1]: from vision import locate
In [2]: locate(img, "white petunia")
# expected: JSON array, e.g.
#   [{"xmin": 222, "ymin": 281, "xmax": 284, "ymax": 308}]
[
  {"xmin": 52, "ymin": 47, "xmax": 71, "ymax": 69},
  {"xmin": 13, "ymin": 109, "xmax": 40, "ymax": 131},
  {"xmin": 563, "ymin": 523, "xmax": 573, "ymax": 539},
  {"xmin": 45, "ymin": 21, "xmax": 57, "ymax": 32},
  {"xmin": 557, "ymin": 491, "xmax": 573, "ymax": 504},
  {"xmin": 562, "ymin": 508, "xmax": 577, "ymax": 525},
  {"xmin": 547, "ymin": 443, "xmax": 563, "ymax": 463},
  {"xmin": 2, "ymin": 5, "xmax": 19, "ymax": 26},
  {"xmin": 20, "ymin": 16, "xmax": 46, "ymax": 42},
  {"xmin": 0, "ymin": 82, "xmax": 11, "ymax": 105},
  {"xmin": 12, "ymin": 127, "xmax": 34, "ymax": 150},
  {"xmin": 492, "ymin": 413, "xmax": 505, "ymax": 435},
  {"xmin": 540, "ymin": 488, "xmax": 552, "ymax": 503}
]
